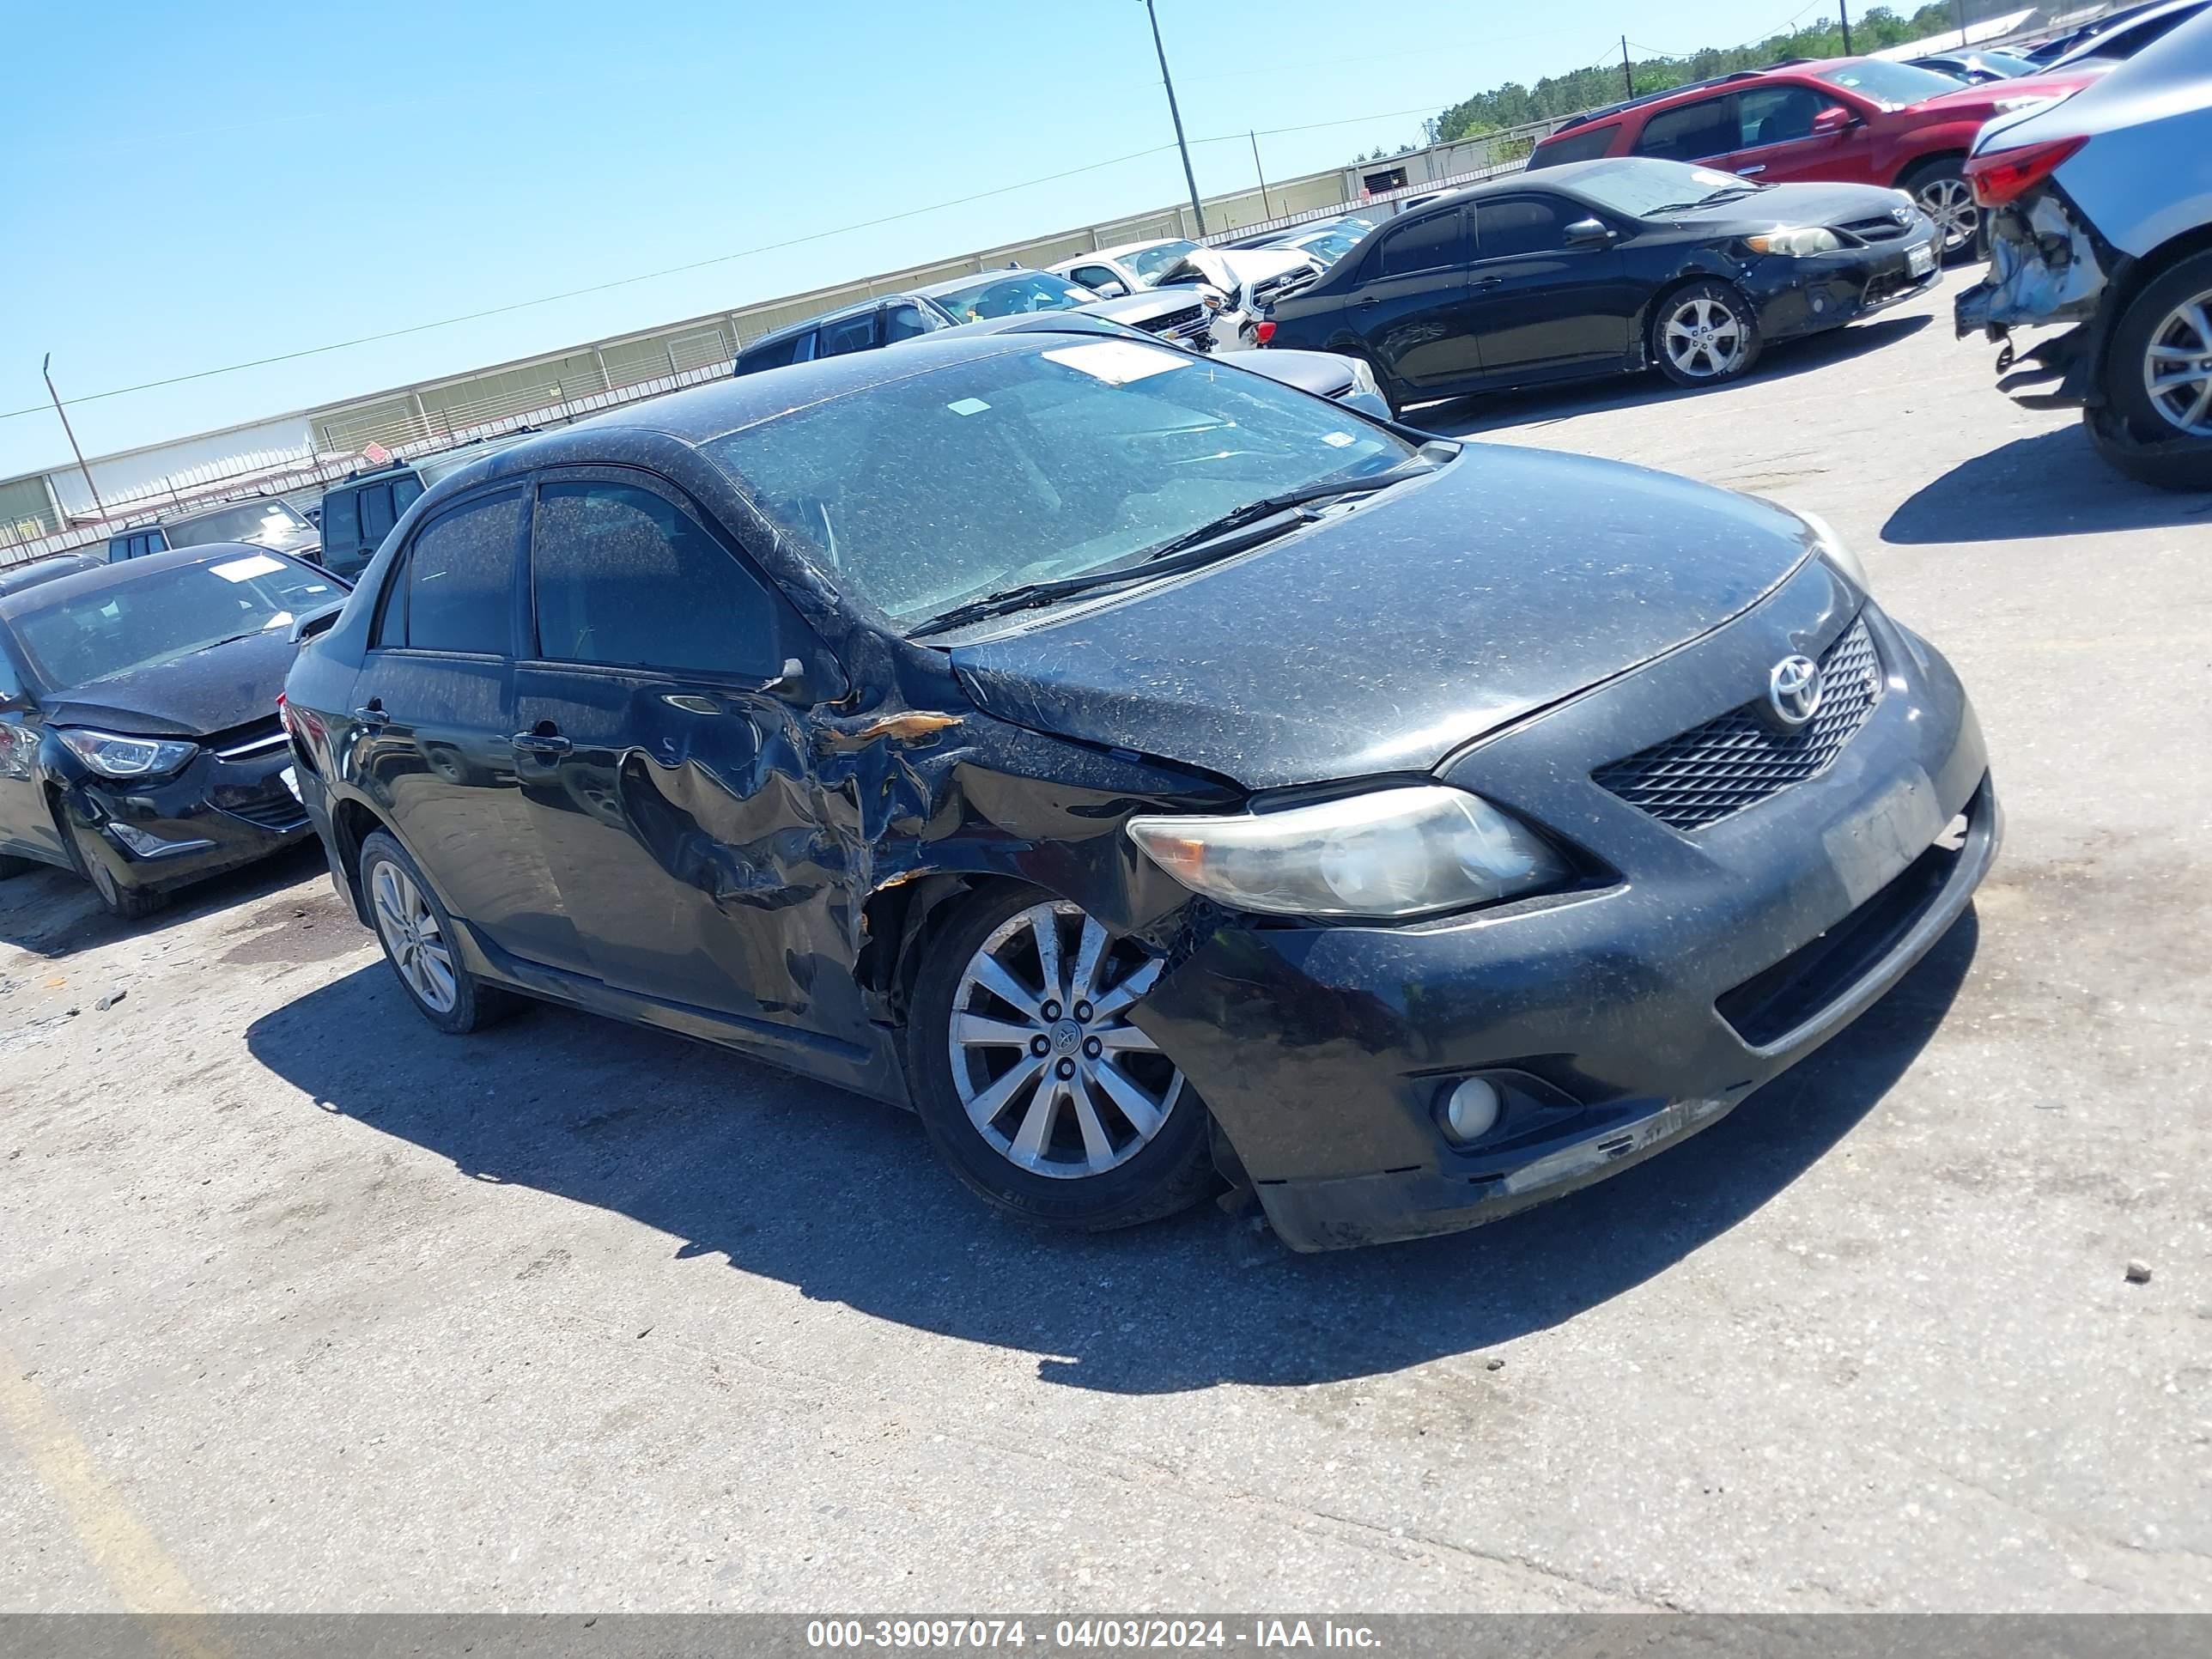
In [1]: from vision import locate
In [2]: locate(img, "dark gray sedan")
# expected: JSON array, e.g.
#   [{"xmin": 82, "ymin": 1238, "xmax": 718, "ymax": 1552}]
[{"xmin": 283, "ymin": 333, "xmax": 1994, "ymax": 1249}]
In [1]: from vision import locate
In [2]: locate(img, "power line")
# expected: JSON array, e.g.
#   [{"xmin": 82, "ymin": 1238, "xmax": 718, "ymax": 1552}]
[{"xmin": 9, "ymin": 98, "xmax": 1468, "ymax": 427}]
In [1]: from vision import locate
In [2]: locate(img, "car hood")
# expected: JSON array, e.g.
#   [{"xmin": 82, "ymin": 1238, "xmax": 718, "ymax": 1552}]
[
  {"xmin": 41, "ymin": 626, "xmax": 297, "ymax": 740},
  {"xmin": 1080, "ymin": 289, "xmax": 1217, "ymax": 325},
  {"xmin": 1217, "ymin": 348, "xmax": 1356, "ymax": 398},
  {"xmin": 1160, "ymin": 246, "xmax": 1317, "ymax": 300},
  {"xmin": 951, "ymin": 447, "xmax": 1814, "ymax": 790},
  {"xmin": 1686, "ymin": 178, "xmax": 1922, "ymax": 228}
]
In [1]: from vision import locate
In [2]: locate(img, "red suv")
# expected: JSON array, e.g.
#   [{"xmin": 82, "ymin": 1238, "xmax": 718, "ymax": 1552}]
[{"xmin": 1527, "ymin": 57, "xmax": 2100, "ymax": 258}]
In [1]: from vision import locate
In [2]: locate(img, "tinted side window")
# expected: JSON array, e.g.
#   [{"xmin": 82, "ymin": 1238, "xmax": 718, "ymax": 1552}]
[
  {"xmin": 531, "ymin": 481, "xmax": 780, "ymax": 678},
  {"xmin": 1070, "ymin": 264, "xmax": 1121, "ymax": 290},
  {"xmin": 738, "ymin": 334, "xmax": 804, "ymax": 374},
  {"xmin": 395, "ymin": 475, "xmax": 425, "ymax": 515},
  {"xmin": 1375, "ymin": 210, "xmax": 1468, "ymax": 278},
  {"xmin": 817, "ymin": 313, "xmax": 880, "ymax": 357},
  {"xmin": 359, "ymin": 483, "xmax": 398, "ymax": 546},
  {"xmin": 323, "ymin": 489, "xmax": 361, "ymax": 551},
  {"xmin": 884, "ymin": 303, "xmax": 930, "ymax": 343},
  {"xmin": 1532, "ymin": 122, "xmax": 1621, "ymax": 166},
  {"xmin": 1737, "ymin": 85, "xmax": 1822, "ymax": 146},
  {"xmin": 380, "ymin": 491, "xmax": 523, "ymax": 654},
  {"xmin": 1635, "ymin": 95, "xmax": 1741, "ymax": 161},
  {"xmin": 1474, "ymin": 198, "xmax": 1571, "ymax": 258}
]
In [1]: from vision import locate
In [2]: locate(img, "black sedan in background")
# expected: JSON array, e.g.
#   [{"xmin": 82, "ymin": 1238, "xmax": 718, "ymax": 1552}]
[
  {"xmin": 1265, "ymin": 156, "xmax": 1942, "ymax": 413},
  {"xmin": 0, "ymin": 544, "xmax": 344, "ymax": 917},
  {"xmin": 286, "ymin": 335, "xmax": 1995, "ymax": 1250}
]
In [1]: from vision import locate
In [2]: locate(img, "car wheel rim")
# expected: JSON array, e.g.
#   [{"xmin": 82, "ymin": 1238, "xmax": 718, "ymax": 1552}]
[
  {"xmin": 948, "ymin": 901, "xmax": 1183, "ymax": 1180},
  {"xmin": 2142, "ymin": 289, "xmax": 2212, "ymax": 438},
  {"xmin": 371, "ymin": 860, "xmax": 459, "ymax": 1014},
  {"xmin": 1917, "ymin": 178, "xmax": 1978, "ymax": 253},
  {"xmin": 1662, "ymin": 295, "xmax": 1746, "ymax": 380}
]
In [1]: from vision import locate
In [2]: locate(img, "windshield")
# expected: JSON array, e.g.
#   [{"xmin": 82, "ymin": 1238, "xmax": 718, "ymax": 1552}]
[
  {"xmin": 1122, "ymin": 240, "xmax": 1200, "ymax": 283},
  {"xmin": 701, "ymin": 342, "xmax": 1419, "ymax": 631},
  {"xmin": 1967, "ymin": 50, "xmax": 2039, "ymax": 75},
  {"xmin": 1291, "ymin": 229, "xmax": 1361, "ymax": 264},
  {"xmin": 1815, "ymin": 60, "xmax": 1964, "ymax": 108},
  {"xmin": 10, "ymin": 552, "xmax": 340, "ymax": 689},
  {"xmin": 1564, "ymin": 157, "xmax": 1759, "ymax": 217},
  {"xmin": 928, "ymin": 271, "xmax": 1098, "ymax": 322},
  {"xmin": 164, "ymin": 499, "xmax": 318, "ymax": 554}
]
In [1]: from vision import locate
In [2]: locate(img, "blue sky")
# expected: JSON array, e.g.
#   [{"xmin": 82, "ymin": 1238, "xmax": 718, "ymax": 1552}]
[{"xmin": 0, "ymin": 0, "xmax": 1816, "ymax": 477}]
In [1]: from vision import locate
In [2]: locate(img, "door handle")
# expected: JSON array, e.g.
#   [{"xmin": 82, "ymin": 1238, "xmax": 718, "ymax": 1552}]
[
  {"xmin": 351, "ymin": 702, "xmax": 389, "ymax": 727},
  {"xmin": 510, "ymin": 731, "xmax": 573, "ymax": 757},
  {"xmin": 1353, "ymin": 295, "xmax": 1380, "ymax": 307},
  {"xmin": 1735, "ymin": 164, "xmax": 1766, "ymax": 176},
  {"xmin": 1469, "ymin": 275, "xmax": 1504, "ymax": 289}
]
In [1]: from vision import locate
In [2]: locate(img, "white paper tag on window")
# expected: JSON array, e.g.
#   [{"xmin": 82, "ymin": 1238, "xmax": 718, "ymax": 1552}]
[
  {"xmin": 1041, "ymin": 342, "xmax": 1189, "ymax": 386},
  {"xmin": 1322, "ymin": 431, "xmax": 1357, "ymax": 447},
  {"xmin": 210, "ymin": 553, "xmax": 285, "ymax": 582},
  {"xmin": 946, "ymin": 398, "xmax": 992, "ymax": 416}
]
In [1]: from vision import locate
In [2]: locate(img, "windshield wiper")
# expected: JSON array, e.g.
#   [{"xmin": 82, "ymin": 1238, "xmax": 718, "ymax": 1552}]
[{"xmin": 908, "ymin": 456, "xmax": 1442, "ymax": 639}]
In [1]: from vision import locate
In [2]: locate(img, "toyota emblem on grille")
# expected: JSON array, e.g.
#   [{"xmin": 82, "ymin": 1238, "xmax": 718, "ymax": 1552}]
[
  {"xmin": 1891, "ymin": 205, "xmax": 1912, "ymax": 224},
  {"xmin": 1767, "ymin": 655, "xmax": 1824, "ymax": 728}
]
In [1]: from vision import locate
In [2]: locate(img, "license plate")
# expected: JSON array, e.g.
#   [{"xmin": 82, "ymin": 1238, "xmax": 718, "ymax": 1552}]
[
  {"xmin": 280, "ymin": 765, "xmax": 301, "ymax": 801},
  {"xmin": 1907, "ymin": 242, "xmax": 1936, "ymax": 277}
]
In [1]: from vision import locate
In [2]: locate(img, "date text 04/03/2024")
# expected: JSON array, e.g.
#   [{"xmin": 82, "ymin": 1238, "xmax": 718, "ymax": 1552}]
[{"xmin": 804, "ymin": 1619, "xmax": 1383, "ymax": 1650}]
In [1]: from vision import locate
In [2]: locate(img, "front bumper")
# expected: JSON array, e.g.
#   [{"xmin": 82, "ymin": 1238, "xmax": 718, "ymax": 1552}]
[
  {"xmin": 1747, "ymin": 228, "xmax": 1943, "ymax": 343},
  {"xmin": 1137, "ymin": 575, "xmax": 1996, "ymax": 1250},
  {"xmin": 59, "ymin": 732, "xmax": 312, "ymax": 896}
]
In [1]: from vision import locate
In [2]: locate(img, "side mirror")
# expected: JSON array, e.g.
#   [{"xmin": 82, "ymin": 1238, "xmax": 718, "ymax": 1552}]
[
  {"xmin": 1811, "ymin": 105, "xmax": 1857, "ymax": 136},
  {"xmin": 1095, "ymin": 277, "xmax": 1130, "ymax": 297},
  {"xmin": 1565, "ymin": 217, "xmax": 1615, "ymax": 248},
  {"xmin": 289, "ymin": 599, "xmax": 347, "ymax": 644}
]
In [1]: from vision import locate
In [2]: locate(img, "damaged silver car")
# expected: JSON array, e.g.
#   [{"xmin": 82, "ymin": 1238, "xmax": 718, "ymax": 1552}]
[{"xmin": 1955, "ymin": 7, "xmax": 2212, "ymax": 489}]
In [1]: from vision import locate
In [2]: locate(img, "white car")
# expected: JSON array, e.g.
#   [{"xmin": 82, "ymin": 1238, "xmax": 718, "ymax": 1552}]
[
  {"xmin": 1954, "ymin": 6, "xmax": 2212, "ymax": 488},
  {"xmin": 1048, "ymin": 240, "xmax": 1322, "ymax": 345}
]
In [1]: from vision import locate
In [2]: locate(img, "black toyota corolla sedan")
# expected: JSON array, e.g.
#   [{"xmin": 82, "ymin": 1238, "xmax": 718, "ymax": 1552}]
[
  {"xmin": 283, "ymin": 334, "xmax": 1996, "ymax": 1250},
  {"xmin": 0, "ymin": 544, "xmax": 345, "ymax": 917},
  {"xmin": 1264, "ymin": 155, "xmax": 1942, "ymax": 412}
]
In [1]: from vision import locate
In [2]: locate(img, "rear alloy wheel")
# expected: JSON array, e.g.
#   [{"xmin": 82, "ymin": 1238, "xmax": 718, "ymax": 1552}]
[
  {"xmin": 359, "ymin": 830, "xmax": 515, "ymax": 1034},
  {"xmin": 1650, "ymin": 282, "xmax": 1762, "ymax": 388},
  {"xmin": 1907, "ymin": 161, "xmax": 1979, "ymax": 261},
  {"xmin": 2091, "ymin": 252, "xmax": 2212, "ymax": 492},
  {"xmin": 909, "ymin": 888, "xmax": 1215, "ymax": 1231}
]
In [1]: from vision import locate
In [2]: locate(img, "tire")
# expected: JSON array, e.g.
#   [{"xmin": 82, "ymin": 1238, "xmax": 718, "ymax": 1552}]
[
  {"xmin": 62, "ymin": 816, "xmax": 167, "ymax": 921},
  {"xmin": 1649, "ymin": 280, "xmax": 1763, "ymax": 388},
  {"xmin": 2088, "ymin": 251, "xmax": 2212, "ymax": 492},
  {"xmin": 907, "ymin": 884, "xmax": 1216, "ymax": 1233},
  {"xmin": 0, "ymin": 853, "xmax": 37, "ymax": 881},
  {"xmin": 359, "ymin": 830, "xmax": 517, "ymax": 1034},
  {"xmin": 1901, "ymin": 158, "xmax": 1979, "ymax": 264}
]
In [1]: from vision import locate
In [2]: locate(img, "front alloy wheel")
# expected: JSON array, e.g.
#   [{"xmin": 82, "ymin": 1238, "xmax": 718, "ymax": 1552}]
[
  {"xmin": 1916, "ymin": 173, "xmax": 1979, "ymax": 258},
  {"xmin": 909, "ymin": 887, "xmax": 1215, "ymax": 1231},
  {"xmin": 1651, "ymin": 281, "xmax": 1761, "ymax": 388}
]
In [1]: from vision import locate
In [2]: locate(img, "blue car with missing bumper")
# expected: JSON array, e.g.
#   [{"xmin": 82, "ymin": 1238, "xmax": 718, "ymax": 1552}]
[{"xmin": 280, "ymin": 336, "xmax": 1992, "ymax": 1249}]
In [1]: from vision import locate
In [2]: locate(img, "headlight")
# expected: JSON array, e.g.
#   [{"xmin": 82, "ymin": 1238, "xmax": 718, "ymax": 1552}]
[
  {"xmin": 58, "ymin": 728, "xmax": 200, "ymax": 780},
  {"xmin": 1126, "ymin": 785, "xmax": 1569, "ymax": 919},
  {"xmin": 1796, "ymin": 508, "xmax": 1871, "ymax": 592},
  {"xmin": 1745, "ymin": 227, "xmax": 1843, "ymax": 257},
  {"xmin": 1343, "ymin": 355, "xmax": 1382, "ymax": 400}
]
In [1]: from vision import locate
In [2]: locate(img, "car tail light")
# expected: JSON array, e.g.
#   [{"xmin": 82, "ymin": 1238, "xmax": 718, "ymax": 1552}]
[
  {"xmin": 1255, "ymin": 320, "xmax": 1277, "ymax": 345},
  {"xmin": 1964, "ymin": 136, "xmax": 2087, "ymax": 207}
]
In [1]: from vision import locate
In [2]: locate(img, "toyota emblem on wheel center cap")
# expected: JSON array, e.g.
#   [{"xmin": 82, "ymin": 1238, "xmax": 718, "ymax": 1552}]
[{"xmin": 1767, "ymin": 654, "xmax": 1824, "ymax": 728}]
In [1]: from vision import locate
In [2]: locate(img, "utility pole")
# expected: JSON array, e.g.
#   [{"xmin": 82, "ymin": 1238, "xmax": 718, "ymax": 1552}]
[
  {"xmin": 1957, "ymin": 0, "xmax": 1969, "ymax": 47},
  {"xmin": 1142, "ymin": 0, "xmax": 1206, "ymax": 236},
  {"xmin": 40, "ymin": 355, "xmax": 109, "ymax": 527},
  {"xmin": 1838, "ymin": 0, "xmax": 1853, "ymax": 56},
  {"xmin": 1249, "ymin": 131, "xmax": 1273, "ymax": 219},
  {"xmin": 1621, "ymin": 36, "xmax": 1635, "ymax": 99}
]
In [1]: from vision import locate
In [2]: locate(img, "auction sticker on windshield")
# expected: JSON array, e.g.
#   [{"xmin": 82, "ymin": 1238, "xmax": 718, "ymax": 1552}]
[
  {"xmin": 1041, "ymin": 342, "xmax": 1189, "ymax": 385},
  {"xmin": 210, "ymin": 553, "xmax": 287, "ymax": 582}
]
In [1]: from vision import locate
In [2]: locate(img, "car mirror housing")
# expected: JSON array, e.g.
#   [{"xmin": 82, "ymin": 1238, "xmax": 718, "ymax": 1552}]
[
  {"xmin": 1812, "ymin": 105, "xmax": 1857, "ymax": 135},
  {"xmin": 1565, "ymin": 217, "xmax": 1615, "ymax": 248},
  {"xmin": 1093, "ymin": 278, "xmax": 1129, "ymax": 297}
]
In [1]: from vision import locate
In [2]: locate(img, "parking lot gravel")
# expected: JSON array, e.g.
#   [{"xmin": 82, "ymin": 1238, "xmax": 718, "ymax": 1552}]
[{"xmin": 3, "ymin": 269, "xmax": 2208, "ymax": 1613}]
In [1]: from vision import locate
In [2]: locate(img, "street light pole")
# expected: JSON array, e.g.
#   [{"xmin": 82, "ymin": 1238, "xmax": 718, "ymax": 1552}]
[
  {"xmin": 40, "ymin": 354, "xmax": 110, "ymax": 527},
  {"xmin": 1142, "ymin": 0, "xmax": 1206, "ymax": 236},
  {"xmin": 1838, "ymin": 0, "xmax": 1854, "ymax": 56}
]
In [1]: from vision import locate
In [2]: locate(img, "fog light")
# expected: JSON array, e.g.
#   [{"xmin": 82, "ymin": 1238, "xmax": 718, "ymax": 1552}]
[
  {"xmin": 106, "ymin": 823, "xmax": 215, "ymax": 860},
  {"xmin": 1438, "ymin": 1078, "xmax": 1502, "ymax": 1145}
]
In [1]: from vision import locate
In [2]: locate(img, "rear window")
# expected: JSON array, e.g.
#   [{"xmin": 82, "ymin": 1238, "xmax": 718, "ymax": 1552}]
[
  {"xmin": 1531, "ymin": 121, "xmax": 1621, "ymax": 167},
  {"xmin": 736, "ymin": 332, "xmax": 807, "ymax": 374},
  {"xmin": 322, "ymin": 488, "xmax": 362, "ymax": 550}
]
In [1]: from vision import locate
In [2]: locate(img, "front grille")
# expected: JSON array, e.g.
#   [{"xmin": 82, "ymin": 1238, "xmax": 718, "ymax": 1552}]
[
  {"xmin": 1594, "ymin": 617, "xmax": 1883, "ymax": 832},
  {"xmin": 219, "ymin": 790, "xmax": 309, "ymax": 833},
  {"xmin": 1841, "ymin": 215, "xmax": 1911, "ymax": 244},
  {"xmin": 1136, "ymin": 304, "xmax": 1206, "ymax": 337},
  {"xmin": 212, "ymin": 716, "xmax": 289, "ymax": 761}
]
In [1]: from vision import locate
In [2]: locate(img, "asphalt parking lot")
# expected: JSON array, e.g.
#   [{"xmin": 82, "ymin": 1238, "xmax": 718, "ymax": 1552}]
[{"xmin": 3, "ymin": 268, "xmax": 2208, "ymax": 1614}]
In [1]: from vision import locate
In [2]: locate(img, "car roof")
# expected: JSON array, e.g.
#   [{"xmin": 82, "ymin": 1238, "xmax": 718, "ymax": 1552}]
[
  {"xmin": 2052, "ymin": 0, "xmax": 2206, "ymax": 58},
  {"xmin": 913, "ymin": 267, "xmax": 1068, "ymax": 299},
  {"xmin": 1092, "ymin": 239, "xmax": 1189, "ymax": 260},
  {"xmin": 738, "ymin": 294, "xmax": 928, "ymax": 355},
  {"xmin": 0, "ymin": 553, "xmax": 103, "ymax": 597},
  {"xmin": 1547, "ymin": 58, "xmax": 1854, "ymax": 134},
  {"xmin": 0, "ymin": 542, "xmax": 297, "ymax": 621},
  {"xmin": 164, "ymin": 495, "xmax": 304, "ymax": 527}
]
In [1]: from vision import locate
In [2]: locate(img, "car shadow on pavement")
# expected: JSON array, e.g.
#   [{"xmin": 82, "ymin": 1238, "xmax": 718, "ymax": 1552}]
[
  {"xmin": 1883, "ymin": 422, "xmax": 2212, "ymax": 543},
  {"xmin": 1423, "ymin": 314, "xmax": 1933, "ymax": 438},
  {"xmin": 244, "ymin": 908, "xmax": 1977, "ymax": 1395},
  {"xmin": 0, "ymin": 840, "xmax": 328, "ymax": 961}
]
